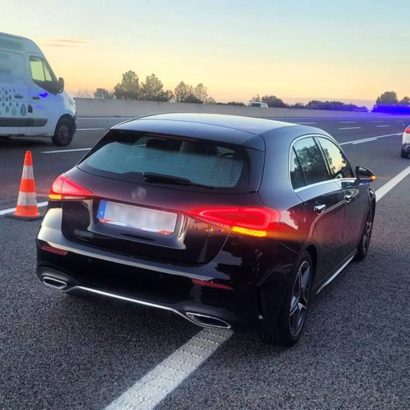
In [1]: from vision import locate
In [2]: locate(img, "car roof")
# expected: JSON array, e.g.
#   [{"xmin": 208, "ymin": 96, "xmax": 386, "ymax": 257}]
[{"xmin": 112, "ymin": 113, "xmax": 328, "ymax": 151}]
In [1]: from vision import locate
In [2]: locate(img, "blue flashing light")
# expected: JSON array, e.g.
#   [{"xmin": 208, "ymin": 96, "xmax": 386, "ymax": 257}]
[{"xmin": 372, "ymin": 105, "xmax": 410, "ymax": 115}]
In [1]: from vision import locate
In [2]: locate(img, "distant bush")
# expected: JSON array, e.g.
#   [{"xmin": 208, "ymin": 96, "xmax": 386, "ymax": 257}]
[
  {"xmin": 305, "ymin": 100, "xmax": 368, "ymax": 112},
  {"xmin": 227, "ymin": 101, "xmax": 246, "ymax": 106}
]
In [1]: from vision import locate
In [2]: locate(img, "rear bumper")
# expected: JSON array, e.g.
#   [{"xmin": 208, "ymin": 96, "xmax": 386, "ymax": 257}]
[
  {"xmin": 38, "ymin": 266, "xmax": 237, "ymax": 329},
  {"xmin": 37, "ymin": 238, "xmax": 266, "ymax": 331},
  {"xmin": 36, "ymin": 209, "xmax": 296, "ymax": 331}
]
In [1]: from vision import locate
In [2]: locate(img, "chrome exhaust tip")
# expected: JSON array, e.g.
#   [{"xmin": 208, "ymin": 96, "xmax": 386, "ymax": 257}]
[
  {"xmin": 41, "ymin": 276, "xmax": 68, "ymax": 290},
  {"xmin": 185, "ymin": 312, "xmax": 231, "ymax": 329}
]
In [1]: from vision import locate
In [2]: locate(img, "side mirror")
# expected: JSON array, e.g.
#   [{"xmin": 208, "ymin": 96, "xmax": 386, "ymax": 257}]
[
  {"xmin": 57, "ymin": 77, "xmax": 65, "ymax": 93},
  {"xmin": 355, "ymin": 166, "xmax": 376, "ymax": 183}
]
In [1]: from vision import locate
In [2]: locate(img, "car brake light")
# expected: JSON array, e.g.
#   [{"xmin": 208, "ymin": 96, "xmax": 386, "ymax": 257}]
[
  {"xmin": 405, "ymin": 127, "xmax": 410, "ymax": 133},
  {"xmin": 187, "ymin": 206, "xmax": 280, "ymax": 237},
  {"xmin": 49, "ymin": 174, "xmax": 94, "ymax": 201}
]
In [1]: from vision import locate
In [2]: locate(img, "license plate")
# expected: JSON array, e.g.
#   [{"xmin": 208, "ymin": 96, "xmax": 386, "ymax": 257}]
[{"xmin": 97, "ymin": 200, "xmax": 177, "ymax": 235}]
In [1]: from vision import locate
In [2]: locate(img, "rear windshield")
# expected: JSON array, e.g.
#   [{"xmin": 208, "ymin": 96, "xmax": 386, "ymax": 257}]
[{"xmin": 79, "ymin": 131, "xmax": 259, "ymax": 191}]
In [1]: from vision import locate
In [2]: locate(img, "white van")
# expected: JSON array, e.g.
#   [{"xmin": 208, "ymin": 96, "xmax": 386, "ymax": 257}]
[
  {"xmin": 0, "ymin": 32, "xmax": 76, "ymax": 146},
  {"xmin": 249, "ymin": 101, "xmax": 269, "ymax": 108}
]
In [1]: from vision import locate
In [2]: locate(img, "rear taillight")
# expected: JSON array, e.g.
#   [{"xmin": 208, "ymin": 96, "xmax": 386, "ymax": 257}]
[
  {"xmin": 186, "ymin": 206, "xmax": 280, "ymax": 237},
  {"xmin": 49, "ymin": 174, "xmax": 94, "ymax": 201},
  {"xmin": 405, "ymin": 127, "xmax": 410, "ymax": 134}
]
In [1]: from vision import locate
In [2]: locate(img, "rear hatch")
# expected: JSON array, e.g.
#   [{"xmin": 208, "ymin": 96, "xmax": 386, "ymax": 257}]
[{"xmin": 59, "ymin": 129, "xmax": 265, "ymax": 265}]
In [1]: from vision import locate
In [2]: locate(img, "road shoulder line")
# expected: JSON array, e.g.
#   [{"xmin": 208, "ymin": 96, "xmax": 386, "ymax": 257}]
[{"xmin": 105, "ymin": 329, "xmax": 233, "ymax": 410}]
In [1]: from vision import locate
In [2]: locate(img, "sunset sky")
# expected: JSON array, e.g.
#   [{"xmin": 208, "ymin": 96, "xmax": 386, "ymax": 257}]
[{"xmin": 3, "ymin": 0, "xmax": 410, "ymax": 104}]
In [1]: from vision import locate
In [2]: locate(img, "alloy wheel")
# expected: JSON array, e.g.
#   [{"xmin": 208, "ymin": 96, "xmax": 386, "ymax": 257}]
[
  {"xmin": 289, "ymin": 260, "xmax": 312, "ymax": 337},
  {"xmin": 362, "ymin": 210, "xmax": 373, "ymax": 255}
]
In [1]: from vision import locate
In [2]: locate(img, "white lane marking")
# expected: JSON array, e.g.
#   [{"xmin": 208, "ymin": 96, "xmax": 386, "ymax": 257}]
[
  {"xmin": 338, "ymin": 121, "xmax": 357, "ymax": 124},
  {"xmin": 104, "ymin": 165, "xmax": 410, "ymax": 410},
  {"xmin": 0, "ymin": 201, "xmax": 48, "ymax": 216},
  {"xmin": 338, "ymin": 126, "xmax": 362, "ymax": 130},
  {"xmin": 376, "ymin": 124, "xmax": 391, "ymax": 128},
  {"xmin": 41, "ymin": 148, "xmax": 91, "ymax": 154},
  {"xmin": 339, "ymin": 133, "xmax": 401, "ymax": 146},
  {"xmin": 350, "ymin": 138, "xmax": 378, "ymax": 145},
  {"xmin": 371, "ymin": 120, "xmax": 385, "ymax": 123},
  {"xmin": 375, "ymin": 166, "xmax": 410, "ymax": 202},
  {"xmin": 76, "ymin": 128, "xmax": 105, "ymax": 131},
  {"xmin": 105, "ymin": 328, "xmax": 233, "ymax": 410}
]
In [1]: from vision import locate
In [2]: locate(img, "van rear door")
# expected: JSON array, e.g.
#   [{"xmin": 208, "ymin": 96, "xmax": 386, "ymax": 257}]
[{"xmin": 0, "ymin": 49, "xmax": 30, "ymax": 135}]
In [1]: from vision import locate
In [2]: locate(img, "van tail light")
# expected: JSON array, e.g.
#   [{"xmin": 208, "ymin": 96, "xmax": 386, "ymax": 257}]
[
  {"xmin": 49, "ymin": 174, "xmax": 94, "ymax": 201},
  {"xmin": 405, "ymin": 127, "xmax": 410, "ymax": 134},
  {"xmin": 186, "ymin": 206, "xmax": 280, "ymax": 238}
]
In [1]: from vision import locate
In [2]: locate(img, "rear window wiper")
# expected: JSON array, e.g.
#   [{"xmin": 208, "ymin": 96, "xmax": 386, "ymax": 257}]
[{"xmin": 142, "ymin": 172, "xmax": 213, "ymax": 189}]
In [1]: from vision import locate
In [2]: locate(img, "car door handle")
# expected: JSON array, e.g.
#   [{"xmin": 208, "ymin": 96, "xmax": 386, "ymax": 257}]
[
  {"xmin": 344, "ymin": 194, "xmax": 353, "ymax": 203},
  {"xmin": 314, "ymin": 204, "xmax": 327, "ymax": 213},
  {"xmin": 14, "ymin": 94, "xmax": 23, "ymax": 99}
]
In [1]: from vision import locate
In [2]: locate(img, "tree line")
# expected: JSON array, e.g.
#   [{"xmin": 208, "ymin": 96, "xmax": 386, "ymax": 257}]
[
  {"xmin": 91, "ymin": 71, "xmax": 410, "ymax": 113},
  {"xmin": 247, "ymin": 95, "xmax": 368, "ymax": 112},
  {"xmin": 94, "ymin": 71, "xmax": 214, "ymax": 104}
]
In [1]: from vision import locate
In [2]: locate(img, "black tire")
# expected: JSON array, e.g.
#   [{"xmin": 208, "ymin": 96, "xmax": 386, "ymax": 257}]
[
  {"xmin": 353, "ymin": 204, "xmax": 375, "ymax": 262},
  {"xmin": 259, "ymin": 252, "xmax": 313, "ymax": 346},
  {"xmin": 52, "ymin": 117, "xmax": 75, "ymax": 146},
  {"xmin": 401, "ymin": 149, "xmax": 409, "ymax": 159}
]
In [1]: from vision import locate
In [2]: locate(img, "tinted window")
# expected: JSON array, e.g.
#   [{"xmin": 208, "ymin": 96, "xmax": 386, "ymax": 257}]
[
  {"xmin": 318, "ymin": 137, "xmax": 354, "ymax": 179},
  {"xmin": 290, "ymin": 147, "xmax": 305, "ymax": 189},
  {"xmin": 293, "ymin": 137, "xmax": 329, "ymax": 185},
  {"xmin": 82, "ymin": 133, "xmax": 246, "ymax": 189}
]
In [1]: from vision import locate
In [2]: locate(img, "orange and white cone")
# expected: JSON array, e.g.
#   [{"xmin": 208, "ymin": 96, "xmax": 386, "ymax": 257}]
[{"xmin": 7, "ymin": 150, "xmax": 42, "ymax": 220}]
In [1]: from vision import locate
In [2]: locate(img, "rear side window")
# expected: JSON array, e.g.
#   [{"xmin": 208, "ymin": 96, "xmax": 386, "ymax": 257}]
[
  {"xmin": 81, "ymin": 132, "xmax": 250, "ymax": 190},
  {"xmin": 290, "ymin": 148, "xmax": 305, "ymax": 189},
  {"xmin": 317, "ymin": 137, "xmax": 354, "ymax": 179},
  {"xmin": 293, "ymin": 137, "xmax": 329, "ymax": 186}
]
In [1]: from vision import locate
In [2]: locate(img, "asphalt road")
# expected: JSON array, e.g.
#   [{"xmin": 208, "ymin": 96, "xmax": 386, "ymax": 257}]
[{"xmin": 0, "ymin": 114, "xmax": 409, "ymax": 409}]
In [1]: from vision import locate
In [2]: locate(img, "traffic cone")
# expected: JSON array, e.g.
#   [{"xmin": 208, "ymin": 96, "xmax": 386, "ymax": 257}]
[{"xmin": 6, "ymin": 150, "xmax": 42, "ymax": 220}]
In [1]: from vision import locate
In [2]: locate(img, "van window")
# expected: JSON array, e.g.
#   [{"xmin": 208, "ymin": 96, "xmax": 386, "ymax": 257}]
[
  {"xmin": 30, "ymin": 56, "xmax": 55, "ymax": 82},
  {"xmin": 0, "ymin": 51, "xmax": 26, "ymax": 83}
]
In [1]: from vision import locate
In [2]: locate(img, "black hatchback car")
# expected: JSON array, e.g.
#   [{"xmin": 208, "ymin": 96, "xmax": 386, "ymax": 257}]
[{"xmin": 37, "ymin": 113, "xmax": 376, "ymax": 346}]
